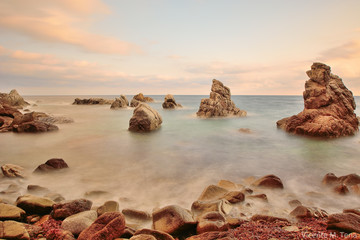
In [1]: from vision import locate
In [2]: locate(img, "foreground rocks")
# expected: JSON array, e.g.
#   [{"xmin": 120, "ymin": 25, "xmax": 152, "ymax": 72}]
[
  {"xmin": 129, "ymin": 103, "xmax": 162, "ymax": 132},
  {"xmin": 73, "ymin": 98, "xmax": 113, "ymax": 105},
  {"xmin": 277, "ymin": 62, "xmax": 359, "ymax": 138},
  {"xmin": 196, "ymin": 79, "xmax": 246, "ymax": 117},
  {"xmin": 110, "ymin": 95, "xmax": 129, "ymax": 109},
  {"xmin": 162, "ymin": 94, "xmax": 182, "ymax": 109}
]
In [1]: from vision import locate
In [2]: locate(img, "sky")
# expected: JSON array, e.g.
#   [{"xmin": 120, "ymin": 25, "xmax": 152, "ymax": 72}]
[{"xmin": 0, "ymin": 0, "xmax": 360, "ymax": 95}]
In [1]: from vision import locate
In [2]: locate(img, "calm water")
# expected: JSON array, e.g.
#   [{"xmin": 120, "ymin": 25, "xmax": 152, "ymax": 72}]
[{"xmin": 0, "ymin": 95, "xmax": 359, "ymax": 213}]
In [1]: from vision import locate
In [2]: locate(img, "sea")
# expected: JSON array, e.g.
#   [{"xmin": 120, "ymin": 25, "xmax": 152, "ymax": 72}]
[{"xmin": 1, "ymin": 95, "xmax": 359, "ymax": 215}]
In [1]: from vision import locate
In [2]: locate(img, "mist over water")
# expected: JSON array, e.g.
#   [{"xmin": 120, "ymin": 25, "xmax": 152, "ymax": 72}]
[{"xmin": 0, "ymin": 95, "xmax": 359, "ymax": 213}]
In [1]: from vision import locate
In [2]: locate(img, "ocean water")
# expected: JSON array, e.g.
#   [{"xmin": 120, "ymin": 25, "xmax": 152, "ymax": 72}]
[{"xmin": 0, "ymin": 95, "xmax": 359, "ymax": 214}]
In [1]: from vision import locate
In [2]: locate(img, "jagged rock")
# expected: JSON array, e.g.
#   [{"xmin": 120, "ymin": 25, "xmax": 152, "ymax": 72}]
[
  {"xmin": 34, "ymin": 158, "xmax": 69, "ymax": 173},
  {"xmin": 16, "ymin": 195, "xmax": 55, "ymax": 215},
  {"xmin": 61, "ymin": 210, "xmax": 98, "ymax": 235},
  {"xmin": 129, "ymin": 103, "xmax": 162, "ymax": 132},
  {"xmin": 132, "ymin": 93, "xmax": 154, "ymax": 103},
  {"xmin": 277, "ymin": 63, "xmax": 359, "ymax": 138},
  {"xmin": 72, "ymin": 98, "xmax": 113, "ymax": 105},
  {"xmin": 0, "ymin": 203, "xmax": 26, "ymax": 221},
  {"xmin": 11, "ymin": 111, "xmax": 58, "ymax": 133},
  {"xmin": 52, "ymin": 199, "xmax": 92, "ymax": 220},
  {"xmin": 196, "ymin": 79, "xmax": 246, "ymax": 117},
  {"xmin": 0, "ymin": 220, "xmax": 30, "ymax": 239},
  {"xmin": 0, "ymin": 89, "xmax": 29, "ymax": 108},
  {"xmin": 110, "ymin": 95, "xmax": 129, "ymax": 109},
  {"xmin": 162, "ymin": 94, "xmax": 182, "ymax": 109},
  {"xmin": 97, "ymin": 201, "xmax": 119, "ymax": 216},
  {"xmin": 196, "ymin": 211, "xmax": 229, "ymax": 234},
  {"xmin": 252, "ymin": 174, "xmax": 284, "ymax": 189},
  {"xmin": 1, "ymin": 164, "xmax": 26, "ymax": 178},
  {"xmin": 327, "ymin": 213, "xmax": 360, "ymax": 233}
]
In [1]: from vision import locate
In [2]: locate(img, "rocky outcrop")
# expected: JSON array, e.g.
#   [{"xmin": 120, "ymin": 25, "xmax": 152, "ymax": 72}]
[
  {"xmin": 73, "ymin": 98, "xmax": 113, "ymax": 105},
  {"xmin": 162, "ymin": 94, "xmax": 182, "ymax": 109},
  {"xmin": 34, "ymin": 158, "xmax": 69, "ymax": 173},
  {"xmin": 277, "ymin": 63, "xmax": 359, "ymax": 138},
  {"xmin": 129, "ymin": 103, "xmax": 162, "ymax": 132},
  {"xmin": 196, "ymin": 79, "xmax": 246, "ymax": 117},
  {"xmin": 0, "ymin": 89, "xmax": 29, "ymax": 109},
  {"xmin": 110, "ymin": 95, "xmax": 129, "ymax": 109}
]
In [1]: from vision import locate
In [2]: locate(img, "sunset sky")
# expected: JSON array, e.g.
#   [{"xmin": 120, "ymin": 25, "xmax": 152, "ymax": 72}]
[{"xmin": 0, "ymin": 0, "xmax": 360, "ymax": 95}]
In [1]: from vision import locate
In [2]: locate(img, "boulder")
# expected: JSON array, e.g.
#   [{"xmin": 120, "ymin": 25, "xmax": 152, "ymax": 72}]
[
  {"xmin": 13, "ymin": 121, "xmax": 59, "ymax": 133},
  {"xmin": 152, "ymin": 205, "xmax": 196, "ymax": 235},
  {"xmin": 196, "ymin": 79, "xmax": 246, "ymax": 117},
  {"xmin": 0, "ymin": 89, "xmax": 29, "ymax": 108},
  {"xmin": 288, "ymin": 200, "xmax": 302, "ymax": 208},
  {"xmin": 322, "ymin": 173, "xmax": 360, "ymax": 187},
  {"xmin": 110, "ymin": 95, "xmax": 129, "ymax": 109},
  {"xmin": 16, "ymin": 195, "xmax": 55, "ymax": 215},
  {"xmin": 122, "ymin": 209, "xmax": 151, "ymax": 221},
  {"xmin": 191, "ymin": 199, "xmax": 232, "ymax": 218},
  {"xmin": 34, "ymin": 158, "xmax": 69, "ymax": 173},
  {"xmin": 61, "ymin": 210, "xmax": 98, "ymax": 235},
  {"xmin": 134, "ymin": 229, "xmax": 175, "ymax": 240},
  {"xmin": 132, "ymin": 93, "xmax": 154, "ymax": 103},
  {"xmin": 198, "ymin": 185, "xmax": 229, "ymax": 201},
  {"xmin": 129, "ymin": 103, "xmax": 162, "ymax": 132},
  {"xmin": 322, "ymin": 173, "xmax": 339, "ymax": 186},
  {"xmin": 185, "ymin": 231, "xmax": 230, "ymax": 240},
  {"xmin": 0, "ymin": 220, "xmax": 30, "ymax": 240},
  {"xmin": 44, "ymin": 193, "xmax": 65, "ymax": 203},
  {"xmin": 277, "ymin": 63, "xmax": 359, "ymax": 138},
  {"xmin": 97, "ymin": 201, "xmax": 119, "ymax": 216},
  {"xmin": 327, "ymin": 213, "xmax": 360, "ymax": 233},
  {"xmin": 196, "ymin": 211, "xmax": 229, "ymax": 234},
  {"xmin": 1, "ymin": 164, "xmax": 26, "ymax": 178},
  {"xmin": 222, "ymin": 191, "xmax": 245, "ymax": 204},
  {"xmin": 27, "ymin": 185, "xmax": 50, "ymax": 194},
  {"xmin": 250, "ymin": 214, "xmax": 289, "ymax": 223},
  {"xmin": 72, "ymin": 98, "xmax": 113, "ymax": 105},
  {"xmin": 290, "ymin": 206, "xmax": 328, "ymax": 219},
  {"xmin": 217, "ymin": 180, "xmax": 240, "ymax": 190},
  {"xmin": 52, "ymin": 199, "xmax": 92, "ymax": 220},
  {"xmin": 162, "ymin": 94, "xmax": 182, "ymax": 109},
  {"xmin": 247, "ymin": 194, "xmax": 268, "ymax": 202},
  {"xmin": 130, "ymin": 98, "xmax": 141, "ymax": 107},
  {"xmin": 77, "ymin": 212, "xmax": 126, "ymax": 240},
  {"xmin": 333, "ymin": 184, "xmax": 350, "ymax": 195},
  {"xmin": 0, "ymin": 203, "xmax": 26, "ymax": 221},
  {"xmin": 251, "ymin": 174, "xmax": 284, "ymax": 189}
]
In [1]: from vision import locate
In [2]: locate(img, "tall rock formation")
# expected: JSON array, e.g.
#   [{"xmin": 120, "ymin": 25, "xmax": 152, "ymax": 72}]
[
  {"xmin": 196, "ymin": 79, "xmax": 246, "ymax": 117},
  {"xmin": 277, "ymin": 63, "xmax": 359, "ymax": 138}
]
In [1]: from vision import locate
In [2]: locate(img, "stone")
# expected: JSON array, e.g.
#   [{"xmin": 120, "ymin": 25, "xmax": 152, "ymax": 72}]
[
  {"xmin": 333, "ymin": 184, "xmax": 350, "ymax": 195},
  {"xmin": 111, "ymin": 95, "xmax": 129, "ymax": 109},
  {"xmin": 322, "ymin": 173, "xmax": 339, "ymax": 186},
  {"xmin": 1, "ymin": 164, "xmax": 25, "ymax": 178},
  {"xmin": 162, "ymin": 94, "xmax": 182, "ymax": 109},
  {"xmin": 97, "ymin": 201, "xmax": 119, "ymax": 216},
  {"xmin": 152, "ymin": 205, "xmax": 196, "ymax": 235},
  {"xmin": 0, "ymin": 220, "xmax": 30, "ymax": 239},
  {"xmin": 0, "ymin": 89, "xmax": 29, "ymax": 108},
  {"xmin": 72, "ymin": 98, "xmax": 113, "ymax": 105},
  {"xmin": 52, "ymin": 199, "xmax": 92, "ymax": 220},
  {"xmin": 222, "ymin": 191, "xmax": 245, "ymax": 204},
  {"xmin": 62, "ymin": 210, "xmax": 98, "ymax": 235},
  {"xmin": 130, "ymin": 99, "xmax": 141, "ymax": 107},
  {"xmin": 252, "ymin": 174, "xmax": 284, "ymax": 189},
  {"xmin": 27, "ymin": 185, "xmax": 50, "ymax": 194},
  {"xmin": 37, "ymin": 115, "xmax": 74, "ymax": 124},
  {"xmin": 34, "ymin": 158, "xmax": 69, "ymax": 173},
  {"xmin": 198, "ymin": 185, "xmax": 229, "ymax": 201},
  {"xmin": 217, "ymin": 180, "xmax": 240, "ymax": 190},
  {"xmin": 196, "ymin": 79, "xmax": 246, "ymax": 117},
  {"xmin": 129, "ymin": 103, "xmax": 162, "ymax": 132},
  {"xmin": 344, "ymin": 209, "xmax": 360, "ymax": 216},
  {"xmin": 339, "ymin": 173, "xmax": 360, "ymax": 186},
  {"xmin": 251, "ymin": 214, "xmax": 289, "ymax": 223},
  {"xmin": 288, "ymin": 200, "xmax": 302, "ymax": 208},
  {"xmin": 196, "ymin": 211, "xmax": 229, "ymax": 234},
  {"xmin": 122, "ymin": 208, "xmax": 151, "ymax": 221},
  {"xmin": 277, "ymin": 63, "xmax": 359, "ymax": 138},
  {"xmin": 10, "ymin": 111, "xmax": 58, "ymax": 133},
  {"xmin": 0, "ymin": 184, "xmax": 21, "ymax": 194},
  {"xmin": 77, "ymin": 212, "xmax": 126, "ymax": 240},
  {"xmin": 134, "ymin": 229, "xmax": 175, "ymax": 240},
  {"xmin": 132, "ymin": 93, "xmax": 154, "ymax": 103},
  {"xmin": 327, "ymin": 213, "xmax": 360, "ymax": 233},
  {"xmin": 130, "ymin": 234, "xmax": 157, "ymax": 240},
  {"xmin": 16, "ymin": 195, "xmax": 55, "ymax": 215},
  {"xmin": 44, "ymin": 193, "xmax": 65, "ymax": 203},
  {"xmin": 185, "ymin": 231, "xmax": 230, "ymax": 240},
  {"xmin": 191, "ymin": 199, "xmax": 232, "ymax": 217},
  {"xmin": 0, "ymin": 203, "xmax": 26, "ymax": 221},
  {"xmin": 290, "ymin": 206, "xmax": 328, "ymax": 219}
]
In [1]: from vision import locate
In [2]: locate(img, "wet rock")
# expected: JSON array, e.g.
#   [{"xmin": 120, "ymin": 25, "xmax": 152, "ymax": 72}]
[
  {"xmin": 290, "ymin": 206, "xmax": 328, "ymax": 219},
  {"xmin": 132, "ymin": 93, "xmax": 154, "ymax": 103},
  {"xmin": 191, "ymin": 199, "xmax": 232, "ymax": 217},
  {"xmin": 13, "ymin": 121, "xmax": 58, "ymax": 133},
  {"xmin": 16, "ymin": 195, "xmax": 55, "ymax": 215},
  {"xmin": 333, "ymin": 184, "xmax": 350, "ymax": 195},
  {"xmin": 62, "ymin": 210, "xmax": 98, "ymax": 236},
  {"xmin": 52, "ymin": 199, "xmax": 92, "ymax": 220},
  {"xmin": 123, "ymin": 208, "xmax": 151, "ymax": 229},
  {"xmin": 130, "ymin": 99, "xmax": 141, "ymax": 107},
  {"xmin": 134, "ymin": 228, "xmax": 175, "ymax": 240},
  {"xmin": 0, "ymin": 184, "xmax": 21, "ymax": 194},
  {"xmin": 129, "ymin": 103, "xmax": 162, "ymax": 132},
  {"xmin": 339, "ymin": 173, "xmax": 360, "ymax": 186},
  {"xmin": 327, "ymin": 213, "xmax": 360, "ymax": 233},
  {"xmin": 1, "ymin": 164, "xmax": 25, "ymax": 178},
  {"xmin": 0, "ymin": 220, "xmax": 30, "ymax": 239},
  {"xmin": 97, "ymin": 201, "xmax": 119, "ymax": 216},
  {"xmin": 0, "ymin": 203, "xmax": 26, "ymax": 221},
  {"xmin": 73, "ymin": 98, "xmax": 113, "ymax": 105},
  {"xmin": 222, "ymin": 191, "xmax": 245, "ymax": 204},
  {"xmin": 131, "ymin": 234, "xmax": 157, "ymax": 240},
  {"xmin": 37, "ymin": 115, "xmax": 74, "ymax": 124},
  {"xmin": 0, "ymin": 89, "xmax": 29, "ymax": 108},
  {"xmin": 288, "ymin": 199, "xmax": 302, "ymax": 208},
  {"xmin": 44, "ymin": 193, "xmax": 65, "ymax": 203},
  {"xmin": 252, "ymin": 174, "xmax": 284, "ymax": 189},
  {"xmin": 152, "ymin": 205, "xmax": 196, "ymax": 235},
  {"xmin": 198, "ymin": 185, "xmax": 229, "ymax": 201},
  {"xmin": 27, "ymin": 185, "xmax": 50, "ymax": 194},
  {"xmin": 350, "ymin": 184, "xmax": 360, "ymax": 195},
  {"xmin": 34, "ymin": 158, "xmax": 69, "ymax": 173},
  {"xmin": 322, "ymin": 173, "xmax": 339, "ymax": 186},
  {"xmin": 197, "ymin": 211, "xmax": 229, "ymax": 234},
  {"xmin": 238, "ymin": 128, "xmax": 252, "ymax": 134},
  {"xmin": 111, "ymin": 95, "xmax": 129, "ymax": 109},
  {"xmin": 162, "ymin": 94, "xmax": 182, "ymax": 109},
  {"xmin": 251, "ymin": 214, "xmax": 289, "ymax": 223},
  {"xmin": 277, "ymin": 63, "xmax": 359, "ymax": 138},
  {"xmin": 196, "ymin": 79, "xmax": 246, "ymax": 117},
  {"xmin": 84, "ymin": 190, "xmax": 109, "ymax": 198},
  {"xmin": 77, "ymin": 212, "xmax": 126, "ymax": 240}
]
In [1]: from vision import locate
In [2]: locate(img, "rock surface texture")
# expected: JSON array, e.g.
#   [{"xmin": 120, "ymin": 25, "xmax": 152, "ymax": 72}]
[
  {"xmin": 129, "ymin": 103, "xmax": 162, "ymax": 132},
  {"xmin": 277, "ymin": 63, "xmax": 359, "ymax": 138},
  {"xmin": 162, "ymin": 94, "xmax": 182, "ymax": 109},
  {"xmin": 110, "ymin": 95, "xmax": 129, "ymax": 109},
  {"xmin": 196, "ymin": 79, "xmax": 246, "ymax": 117}
]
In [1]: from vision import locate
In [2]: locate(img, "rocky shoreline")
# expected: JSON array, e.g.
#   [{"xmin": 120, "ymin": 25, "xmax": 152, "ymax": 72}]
[{"xmin": 0, "ymin": 160, "xmax": 359, "ymax": 240}]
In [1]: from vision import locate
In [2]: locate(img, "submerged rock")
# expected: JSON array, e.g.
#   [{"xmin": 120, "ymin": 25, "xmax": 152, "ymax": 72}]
[
  {"xmin": 129, "ymin": 103, "xmax": 162, "ymax": 132},
  {"xmin": 34, "ymin": 158, "xmax": 69, "ymax": 173},
  {"xmin": 110, "ymin": 95, "xmax": 129, "ymax": 109},
  {"xmin": 196, "ymin": 79, "xmax": 246, "ymax": 117},
  {"xmin": 1, "ymin": 164, "xmax": 26, "ymax": 178},
  {"xmin": 0, "ymin": 89, "xmax": 29, "ymax": 109},
  {"xmin": 162, "ymin": 94, "xmax": 182, "ymax": 109},
  {"xmin": 73, "ymin": 98, "xmax": 113, "ymax": 105},
  {"xmin": 251, "ymin": 174, "xmax": 284, "ymax": 189},
  {"xmin": 277, "ymin": 63, "xmax": 359, "ymax": 138}
]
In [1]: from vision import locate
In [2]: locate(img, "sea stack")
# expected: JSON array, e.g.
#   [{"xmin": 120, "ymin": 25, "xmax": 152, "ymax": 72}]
[
  {"xmin": 110, "ymin": 95, "xmax": 129, "ymax": 109},
  {"xmin": 196, "ymin": 79, "xmax": 246, "ymax": 117},
  {"xmin": 162, "ymin": 94, "xmax": 182, "ymax": 109},
  {"xmin": 129, "ymin": 103, "xmax": 162, "ymax": 132},
  {"xmin": 277, "ymin": 62, "xmax": 359, "ymax": 138}
]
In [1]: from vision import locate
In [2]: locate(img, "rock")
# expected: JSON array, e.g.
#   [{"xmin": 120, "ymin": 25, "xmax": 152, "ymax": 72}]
[
  {"xmin": 322, "ymin": 173, "xmax": 339, "ymax": 186},
  {"xmin": 131, "ymin": 234, "xmax": 157, "ymax": 240},
  {"xmin": 252, "ymin": 174, "xmax": 284, "ymax": 189},
  {"xmin": 37, "ymin": 115, "xmax": 74, "ymax": 124},
  {"xmin": 251, "ymin": 214, "xmax": 289, "ymax": 223},
  {"xmin": 84, "ymin": 190, "xmax": 109, "ymax": 198},
  {"xmin": 62, "ymin": 210, "xmax": 98, "ymax": 235},
  {"xmin": 0, "ymin": 89, "xmax": 29, "ymax": 108},
  {"xmin": 122, "ymin": 208, "xmax": 151, "ymax": 224},
  {"xmin": 130, "ymin": 98, "xmax": 141, "ymax": 107},
  {"xmin": 350, "ymin": 184, "xmax": 360, "ymax": 195},
  {"xmin": 217, "ymin": 180, "xmax": 240, "ymax": 190},
  {"xmin": 152, "ymin": 205, "xmax": 196, "ymax": 235},
  {"xmin": 72, "ymin": 98, "xmax": 113, "ymax": 105},
  {"xmin": 290, "ymin": 206, "xmax": 328, "ymax": 219},
  {"xmin": 238, "ymin": 128, "xmax": 252, "ymax": 134},
  {"xmin": 162, "ymin": 94, "xmax": 182, "ymax": 109},
  {"xmin": 0, "ymin": 220, "xmax": 30, "ymax": 239},
  {"xmin": 327, "ymin": 213, "xmax": 360, "ymax": 233},
  {"xmin": 111, "ymin": 95, "xmax": 129, "ymax": 109},
  {"xmin": 132, "ymin": 93, "xmax": 154, "ymax": 103},
  {"xmin": 247, "ymin": 193, "xmax": 268, "ymax": 202},
  {"xmin": 222, "ymin": 191, "xmax": 245, "ymax": 204},
  {"xmin": 0, "ymin": 203, "xmax": 26, "ymax": 221},
  {"xmin": 77, "ymin": 212, "xmax": 126, "ymax": 240},
  {"xmin": 196, "ymin": 211, "xmax": 229, "ymax": 234},
  {"xmin": 34, "ymin": 158, "xmax": 69, "ymax": 173},
  {"xmin": 52, "ymin": 199, "xmax": 92, "ymax": 220},
  {"xmin": 198, "ymin": 185, "xmax": 229, "ymax": 201},
  {"xmin": 0, "ymin": 184, "xmax": 21, "ymax": 194},
  {"xmin": 44, "ymin": 193, "xmax": 65, "ymax": 203},
  {"xmin": 288, "ymin": 199, "xmax": 302, "ymax": 208},
  {"xmin": 13, "ymin": 121, "xmax": 59, "ymax": 133},
  {"xmin": 185, "ymin": 231, "xmax": 230, "ymax": 240},
  {"xmin": 191, "ymin": 199, "xmax": 232, "ymax": 217},
  {"xmin": 97, "ymin": 201, "xmax": 119, "ymax": 216},
  {"xmin": 344, "ymin": 209, "xmax": 360, "ymax": 216},
  {"xmin": 27, "ymin": 185, "xmax": 50, "ymax": 194},
  {"xmin": 134, "ymin": 229, "xmax": 175, "ymax": 240},
  {"xmin": 277, "ymin": 63, "xmax": 359, "ymax": 138},
  {"xmin": 1, "ymin": 164, "xmax": 25, "ymax": 178},
  {"xmin": 196, "ymin": 79, "xmax": 246, "ymax": 117},
  {"xmin": 333, "ymin": 184, "xmax": 350, "ymax": 195},
  {"xmin": 339, "ymin": 173, "xmax": 360, "ymax": 186},
  {"xmin": 128, "ymin": 103, "xmax": 162, "ymax": 132},
  {"xmin": 16, "ymin": 195, "xmax": 55, "ymax": 215}
]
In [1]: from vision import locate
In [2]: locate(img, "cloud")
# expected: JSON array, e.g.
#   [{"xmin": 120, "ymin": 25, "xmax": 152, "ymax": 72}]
[{"xmin": 0, "ymin": 0, "xmax": 142, "ymax": 55}]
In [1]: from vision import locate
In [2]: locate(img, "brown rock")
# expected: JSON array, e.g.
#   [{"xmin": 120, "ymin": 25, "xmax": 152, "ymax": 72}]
[
  {"xmin": 191, "ymin": 199, "xmax": 232, "ymax": 218},
  {"xmin": 0, "ymin": 203, "xmax": 26, "ymax": 221},
  {"xmin": 73, "ymin": 98, "xmax": 113, "ymax": 105},
  {"xmin": 251, "ymin": 214, "xmax": 289, "ymax": 223},
  {"xmin": 1, "ymin": 164, "xmax": 25, "ymax": 178},
  {"xmin": 130, "ymin": 99, "xmax": 141, "ymax": 107},
  {"xmin": 333, "ymin": 184, "xmax": 350, "ymax": 195},
  {"xmin": 217, "ymin": 180, "xmax": 240, "ymax": 190},
  {"xmin": 129, "ymin": 103, "xmax": 162, "ymax": 132},
  {"xmin": 185, "ymin": 231, "xmax": 230, "ymax": 240},
  {"xmin": 111, "ymin": 95, "xmax": 129, "ymax": 109},
  {"xmin": 134, "ymin": 229, "xmax": 175, "ymax": 240},
  {"xmin": 52, "ymin": 199, "xmax": 92, "ymax": 220},
  {"xmin": 0, "ymin": 89, "xmax": 29, "ymax": 108},
  {"xmin": 27, "ymin": 185, "xmax": 50, "ymax": 194},
  {"xmin": 247, "ymin": 194, "xmax": 268, "ymax": 202},
  {"xmin": 290, "ymin": 206, "xmax": 328, "ymax": 219},
  {"xmin": 277, "ymin": 63, "xmax": 359, "ymax": 138},
  {"xmin": 196, "ymin": 79, "xmax": 246, "ymax": 117},
  {"xmin": 122, "ymin": 208, "xmax": 151, "ymax": 221},
  {"xmin": 131, "ymin": 234, "xmax": 157, "ymax": 240},
  {"xmin": 0, "ymin": 220, "xmax": 30, "ymax": 239},
  {"xmin": 252, "ymin": 174, "xmax": 284, "ymax": 189},
  {"xmin": 222, "ymin": 191, "xmax": 245, "ymax": 204},
  {"xmin": 327, "ymin": 213, "xmax": 360, "ymax": 233},
  {"xmin": 344, "ymin": 209, "xmax": 360, "ymax": 216},
  {"xmin": 132, "ymin": 93, "xmax": 154, "ymax": 103},
  {"xmin": 198, "ymin": 185, "xmax": 229, "ymax": 201},
  {"xmin": 77, "ymin": 212, "xmax": 126, "ymax": 240},
  {"xmin": 322, "ymin": 173, "xmax": 339, "ymax": 186},
  {"xmin": 196, "ymin": 211, "xmax": 229, "ymax": 234},
  {"xmin": 162, "ymin": 94, "xmax": 182, "ymax": 109},
  {"xmin": 339, "ymin": 173, "xmax": 360, "ymax": 186},
  {"xmin": 16, "ymin": 195, "xmax": 55, "ymax": 215},
  {"xmin": 97, "ymin": 201, "xmax": 119, "ymax": 216},
  {"xmin": 34, "ymin": 158, "xmax": 69, "ymax": 173},
  {"xmin": 288, "ymin": 199, "xmax": 302, "ymax": 208}
]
